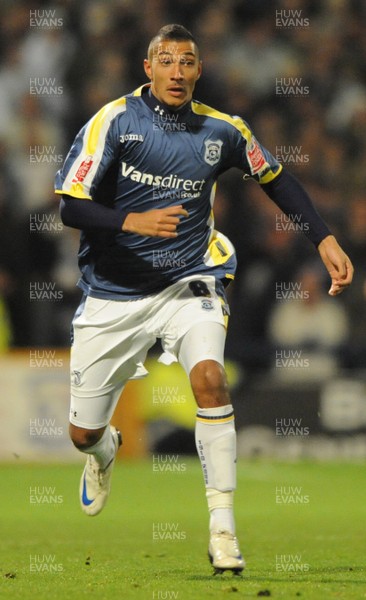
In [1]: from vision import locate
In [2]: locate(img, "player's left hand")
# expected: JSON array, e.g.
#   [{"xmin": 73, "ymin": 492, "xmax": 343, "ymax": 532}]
[{"xmin": 317, "ymin": 235, "xmax": 354, "ymax": 296}]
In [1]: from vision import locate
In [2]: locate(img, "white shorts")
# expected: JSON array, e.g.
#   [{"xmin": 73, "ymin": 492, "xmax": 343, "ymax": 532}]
[{"xmin": 69, "ymin": 275, "xmax": 229, "ymax": 429}]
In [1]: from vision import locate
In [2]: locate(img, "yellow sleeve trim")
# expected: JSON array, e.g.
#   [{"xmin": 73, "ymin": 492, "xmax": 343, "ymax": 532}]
[
  {"xmin": 260, "ymin": 163, "xmax": 283, "ymax": 184},
  {"xmin": 191, "ymin": 101, "xmax": 252, "ymax": 143},
  {"xmin": 86, "ymin": 97, "xmax": 127, "ymax": 155},
  {"xmin": 54, "ymin": 188, "xmax": 92, "ymax": 200},
  {"xmin": 133, "ymin": 84, "xmax": 149, "ymax": 96},
  {"xmin": 192, "ymin": 101, "xmax": 282, "ymax": 184},
  {"xmin": 86, "ymin": 96, "xmax": 127, "ymax": 156}
]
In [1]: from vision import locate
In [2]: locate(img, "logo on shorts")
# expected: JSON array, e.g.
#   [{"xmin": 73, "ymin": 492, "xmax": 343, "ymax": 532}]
[
  {"xmin": 201, "ymin": 299, "xmax": 214, "ymax": 311},
  {"xmin": 72, "ymin": 370, "xmax": 81, "ymax": 386},
  {"xmin": 204, "ymin": 139, "xmax": 223, "ymax": 166}
]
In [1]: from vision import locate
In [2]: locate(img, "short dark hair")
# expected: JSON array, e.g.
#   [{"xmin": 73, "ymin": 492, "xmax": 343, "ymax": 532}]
[{"xmin": 147, "ymin": 24, "xmax": 198, "ymax": 59}]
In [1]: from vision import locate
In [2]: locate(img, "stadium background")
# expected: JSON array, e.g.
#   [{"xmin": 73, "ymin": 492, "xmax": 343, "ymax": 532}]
[{"xmin": 0, "ymin": 0, "xmax": 366, "ymax": 462}]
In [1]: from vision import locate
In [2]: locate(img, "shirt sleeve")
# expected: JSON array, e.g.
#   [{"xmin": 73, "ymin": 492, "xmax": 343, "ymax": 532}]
[
  {"xmin": 227, "ymin": 116, "xmax": 330, "ymax": 246},
  {"xmin": 60, "ymin": 196, "xmax": 127, "ymax": 231},
  {"xmin": 228, "ymin": 116, "xmax": 282, "ymax": 184},
  {"xmin": 54, "ymin": 97, "xmax": 127, "ymax": 200},
  {"xmin": 261, "ymin": 168, "xmax": 331, "ymax": 247}
]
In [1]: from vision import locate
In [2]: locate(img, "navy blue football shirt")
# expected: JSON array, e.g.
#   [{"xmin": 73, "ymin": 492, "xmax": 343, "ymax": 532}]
[{"xmin": 55, "ymin": 84, "xmax": 282, "ymax": 299}]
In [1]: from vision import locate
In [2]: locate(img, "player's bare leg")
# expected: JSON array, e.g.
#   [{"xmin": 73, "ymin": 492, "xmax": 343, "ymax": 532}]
[
  {"xmin": 69, "ymin": 424, "xmax": 105, "ymax": 449},
  {"xmin": 70, "ymin": 423, "xmax": 122, "ymax": 516}
]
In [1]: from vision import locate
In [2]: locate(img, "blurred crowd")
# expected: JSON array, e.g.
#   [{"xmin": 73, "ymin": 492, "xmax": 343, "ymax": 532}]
[{"xmin": 0, "ymin": 0, "xmax": 365, "ymax": 375}]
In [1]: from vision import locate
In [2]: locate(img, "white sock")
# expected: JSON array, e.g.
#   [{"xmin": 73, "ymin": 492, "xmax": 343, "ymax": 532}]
[
  {"xmin": 83, "ymin": 426, "xmax": 115, "ymax": 469},
  {"xmin": 195, "ymin": 405, "xmax": 237, "ymax": 534}
]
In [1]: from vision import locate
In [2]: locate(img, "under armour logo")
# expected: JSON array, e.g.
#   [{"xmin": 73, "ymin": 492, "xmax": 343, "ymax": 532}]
[{"xmin": 154, "ymin": 105, "xmax": 165, "ymax": 116}]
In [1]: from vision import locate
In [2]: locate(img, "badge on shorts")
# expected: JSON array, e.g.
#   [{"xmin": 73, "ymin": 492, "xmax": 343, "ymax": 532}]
[
  {"xmin": 204, "ymin": 139, "xmax": 223, "ymax": 166},
  {"xmin": 201, "ymin": 299, "xmax": 214, "ymax": 310}
]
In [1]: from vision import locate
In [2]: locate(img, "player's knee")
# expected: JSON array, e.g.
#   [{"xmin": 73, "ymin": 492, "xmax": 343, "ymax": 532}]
[
  {"xmin": 69, "ymin": 424, "xmax": 104, "ymax": 450},
  {"xmin": 190, "ymin": 360, "xmax": 230, "ymax": 407}
]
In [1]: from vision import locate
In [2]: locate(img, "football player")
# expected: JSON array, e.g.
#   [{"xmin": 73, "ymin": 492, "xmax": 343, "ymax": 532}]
[{"xmin": 55, "ymin": 24, "xmax": 353, "ymax": 574}]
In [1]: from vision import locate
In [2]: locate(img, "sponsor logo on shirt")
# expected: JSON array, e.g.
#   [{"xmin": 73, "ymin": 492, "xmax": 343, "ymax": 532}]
[
  {"xmin": 121, "ymin": 161, "xmax": 205, "ymax": 192},
  {"xmin": 72, "ymin": 156, "xmax": 93, "ymax": 183},
  {"xmin": 119, "ymin": 133, "xmax": 144, "ymax": 143},
  {"xmin": 247, "ymin": 138, "xmax": 267, "ymax": 175}
]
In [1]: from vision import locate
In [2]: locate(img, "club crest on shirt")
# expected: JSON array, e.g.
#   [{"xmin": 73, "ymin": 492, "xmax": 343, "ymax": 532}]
[{"xmin": 204, "ymin": 139, "xmax": 223, "ymax": 166}]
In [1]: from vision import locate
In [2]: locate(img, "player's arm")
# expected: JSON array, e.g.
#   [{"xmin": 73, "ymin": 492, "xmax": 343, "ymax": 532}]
[
  {"xmin": 60, "ymin": 195, "xmax": 126, "ymax": 231},
  {"xmin": 60, "ymin": 195, "xmax": 188, "ymax": 238},
  {"xmin": 261, "ymin": 168, "xmax": 354, "ymax": 295},
  {"xmin": 260, "ymin": 169, "xmax": 331, "ymax": 246},
  {"xmin": 231, "ymin": 117, "xmax": 353, "ymax": 294},
  {"xmin": 317, "ymin": 234, "xmax": 353, "ymax": 296},
  {"xmin": 122, "ymin": 207, "xmax": 188, "ymax": 237}
]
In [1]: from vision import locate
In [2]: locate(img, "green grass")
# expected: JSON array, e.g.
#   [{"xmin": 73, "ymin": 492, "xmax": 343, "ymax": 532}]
[{"xmin": 0, "ymin": 459, "xmax": 365, "ymax": 599}]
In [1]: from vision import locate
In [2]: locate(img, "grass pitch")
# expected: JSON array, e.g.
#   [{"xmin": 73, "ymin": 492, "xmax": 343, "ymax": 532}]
[{"xmin": 0, "ymin": 459, "xmax": 365, "ymax": 600}]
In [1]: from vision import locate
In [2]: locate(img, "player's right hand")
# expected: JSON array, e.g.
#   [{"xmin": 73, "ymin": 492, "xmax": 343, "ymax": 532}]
[{"xmin": 122, "ymin": 205, "xmax": 189, "ymax": 238}]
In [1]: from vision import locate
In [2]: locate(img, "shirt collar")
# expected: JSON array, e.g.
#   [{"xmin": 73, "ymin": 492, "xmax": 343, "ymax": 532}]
[{"xmin": 141, "ymin": 84, "xmax": 192, "ymax": 118}]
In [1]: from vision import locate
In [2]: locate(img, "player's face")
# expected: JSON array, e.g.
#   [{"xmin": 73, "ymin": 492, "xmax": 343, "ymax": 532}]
[{"xmin": 144, "ymin": 40, "xmax": 202, "ymax": 108}]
